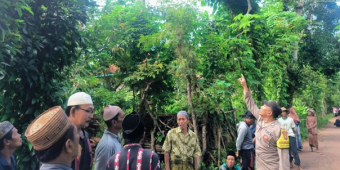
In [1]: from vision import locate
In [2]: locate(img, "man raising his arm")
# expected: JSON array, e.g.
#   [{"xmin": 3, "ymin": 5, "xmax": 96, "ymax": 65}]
[{"xmin": 238, "ymin": 74, "xmax": 289, "ymax": 170}]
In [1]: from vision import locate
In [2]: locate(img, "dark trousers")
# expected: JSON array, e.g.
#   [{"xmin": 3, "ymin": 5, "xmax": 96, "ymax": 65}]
[
  {"xmin": 240, "ymin": 149, "xmax": 254, "ymax": 170},
  {"xmin": 289, "ymin": 136, "xmax": 301, "ymax": 165}
]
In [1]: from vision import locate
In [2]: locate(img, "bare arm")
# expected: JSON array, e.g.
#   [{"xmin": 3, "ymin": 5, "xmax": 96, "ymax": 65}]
[
  {"xmin": 311, "ymin": 117, "xmax": 317, "ymax": 128},
  {"xmin": 164, "ymin": 152, "xmax": 170, "ymax": 170},
  {"xmin": 238, "ymin": 74, "xmax": 250, "ymax": 93},
  {"xmin": 238, "ymin": 74, "xmax": 260, "ymax": 119},
  {"xmin": 194, "ymin": 157, "xmax": 199, "ymax": 170},
  {"xmin": 291, "ymin": 119, "xmax": 297, "ymax": 132}
]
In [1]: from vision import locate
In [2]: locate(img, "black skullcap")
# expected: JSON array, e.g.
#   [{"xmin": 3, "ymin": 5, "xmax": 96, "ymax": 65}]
[
  {"xmin": 122, "ymin": 111, "xmax": 145, "ymax": 140},
  {"xmin": 263, "ymin": 100, "xmax": 282, "ymax": 118}
]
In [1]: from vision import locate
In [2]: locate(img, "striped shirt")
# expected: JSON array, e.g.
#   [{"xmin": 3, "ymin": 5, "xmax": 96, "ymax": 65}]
[{"xmin": 106, "ymin": 144, "xmax": 160, "ymax": 170}]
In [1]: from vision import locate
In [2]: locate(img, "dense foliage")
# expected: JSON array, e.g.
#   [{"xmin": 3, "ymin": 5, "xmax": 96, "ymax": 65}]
[
  {"xmin": 0, "ymin": 0, "xmax": 94, "ymax": 169},
  {"xmin": 1, "ymin": 0, "xmax": 340, "ymax": 169}
]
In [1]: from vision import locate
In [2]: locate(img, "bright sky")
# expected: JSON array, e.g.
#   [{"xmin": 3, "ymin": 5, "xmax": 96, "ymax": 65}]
[
  {"xmin": 95, "ymin": 0, "xmax": 214, "ymax": 14},
  {"xmin": 95, "ymin": 0, "xmax": 340, "ymax": 14}
]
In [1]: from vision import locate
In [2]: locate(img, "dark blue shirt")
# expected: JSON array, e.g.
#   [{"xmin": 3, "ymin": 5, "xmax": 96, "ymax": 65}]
[
  {"xmin": 71, "ymin": 130, "xmax": 93, "ymax": 170},
  {"xmin": 250, "ymin": 123, "xmax": 256, "ymax": 138},
  {"xmin": 0, "ymin": 154, "xmax": 16, "ymax": 170}
]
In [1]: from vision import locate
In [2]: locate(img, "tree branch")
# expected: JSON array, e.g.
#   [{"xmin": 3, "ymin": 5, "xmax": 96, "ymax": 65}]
[
  {"xmin": 246, "ymin": 0, "xmax": 252, "ymax": 14},
  {"xmin": 158, "ymin": 119, "xmax": 173, "ymax": 129}
]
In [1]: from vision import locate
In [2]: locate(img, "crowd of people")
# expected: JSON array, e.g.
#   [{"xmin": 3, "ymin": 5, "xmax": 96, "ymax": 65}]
[{"xmin": 0, "ymin": 74, "xmax": 321, "ymax": 170}]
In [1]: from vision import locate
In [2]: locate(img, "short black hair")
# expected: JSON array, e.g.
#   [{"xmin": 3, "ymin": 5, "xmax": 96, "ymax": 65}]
[
  {"xmin": 0, "ymin": 130, "xmax": 13, "ymax": 150},
  {"xmin": 226, "ymin": 151, "xmax": 237, "ymax": 161},
  {"xmin": 104, "ymin": 113, "xmax": 119, "ymax": 128},
  {"xmin": 35, "ymin": 125, "xmax": 75, "ymax": 162},
  {"xmin": 124, "ymin": 137, "xmax": 143, "ymax": 145},
  {"xmin": 65, "ymin": 105, "xmax": 80, "ymax": 116}
]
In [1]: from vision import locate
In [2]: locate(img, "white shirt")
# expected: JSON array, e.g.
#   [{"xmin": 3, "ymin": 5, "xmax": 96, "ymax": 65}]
[{"xmin": 278, "ymin": 117, "xmax": 296, "ymax": 137}]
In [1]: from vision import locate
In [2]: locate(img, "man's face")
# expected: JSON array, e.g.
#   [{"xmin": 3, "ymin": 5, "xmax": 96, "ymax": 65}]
[
  {"xmin": 260, "ymin": 104, "xmax": 272, "ymax": 118},
  {"xmin": 245, "ymin": 118, "xmax": 255, "ymax": 126},
  {"xmin": 71, "ymin": 104, "xmax": 94, "ymax": 128},
  {"xmin": 177, "ymin": 115, "xmax": 188, "ymax": 129},
  {"xmin": 8, "ymin": 128, "xmax": 22, "ymax": 148},
  {"xmin": 113, "ymin": 112, "xmax": 125, "ymax": 130},
  {"xmin": 281, "ymin": 111, "xmax": 287, "ymax": 117},
  {"xmin": 226, "ymin": 155, "xmax": 236, "ymax": 168},
  {"xmin": 308, "ymin": 111, "xmax": 313, "ymax": 116}
]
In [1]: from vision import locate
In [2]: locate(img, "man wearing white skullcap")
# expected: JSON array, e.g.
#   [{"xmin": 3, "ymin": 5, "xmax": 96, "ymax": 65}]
[
  {"xmin": 65, "ymin": 92, "xmax": 94, "ymax": 170},
  {"xmin": 94, "ymin": 105, "xmax": 125, "ymax": 170}
]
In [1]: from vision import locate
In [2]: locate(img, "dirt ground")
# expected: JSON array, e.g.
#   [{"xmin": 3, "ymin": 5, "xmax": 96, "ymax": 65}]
[{"xmin": 291, "ymin": 117, "xmax": 340, "ymax": 170}]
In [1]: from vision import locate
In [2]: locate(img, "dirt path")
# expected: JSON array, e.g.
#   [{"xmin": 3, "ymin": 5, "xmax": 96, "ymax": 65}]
[{"xmin": 292, "ymin": 117, "xmax": 340, "ymax": 170}]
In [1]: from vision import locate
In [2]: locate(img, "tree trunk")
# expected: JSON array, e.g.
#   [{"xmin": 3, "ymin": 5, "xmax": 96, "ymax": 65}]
[
  {"xmin": 293, "ymin": 0, "xmax": 306, "ymax": 61},
  {"xmin": 213, "ymin": 118, "xmax": 218, "ymax": 148},
  {"xmin": 186, "ymin": 75, "xmax": 198, "ymax": 135},
  {"xmin": 144, "ymin": 97, "xmax": 158, "ymax": 151},
  {"xmin": 201, "ymin": 112, "xmax": 208, "ymax": 161},
  {"xmin": 246, "ymin": 0, "xmax": 252, "ymax": 14},
  {"xmin": 150, "ymin": 127, "xmax": 156, "ymax": 151},
  {"xmin": 296, "ymin": 0, "xmax": 305, "ymax": 16},
  {"xmin": 222, "ymin": 111, "xmax": 236, "ymax": 140},
  {"xmin": 217, "ymin": 120, "xmax": 222, "ymax": 167},
  {"xmin": 139, "ymin": 82, "xmax": 153, "ymax": 115},
  {"xmin": 232, "ymin": 110, "xmax": 237, "ymax": 132},
  {"xmin": 322, "ymin": 98, "xmax": 326, "ymax": 118},
  {"xmin": 186, "ymin": 75, "xmax": 200, "ymax": 164}
]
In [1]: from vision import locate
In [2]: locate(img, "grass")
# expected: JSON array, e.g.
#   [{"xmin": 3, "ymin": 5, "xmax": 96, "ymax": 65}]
[{"xmin": 299, "ymin": 113, "xmax": 333, "ymax": 141}]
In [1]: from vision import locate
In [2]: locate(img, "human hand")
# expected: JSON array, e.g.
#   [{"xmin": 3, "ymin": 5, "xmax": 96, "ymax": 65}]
[
  {"xmin": 238, "ymin": 74, "xmax": 249, "ymax": 91},
  {"xmin": 236, "ymin": 151, "xmax": 239, "ymax": 157},
  {"xmin": 238, "ymin": 74, "xmax": 246, "ymax": 86}
]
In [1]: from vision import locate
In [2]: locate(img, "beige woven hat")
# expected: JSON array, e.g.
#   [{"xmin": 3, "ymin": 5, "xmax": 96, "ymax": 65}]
[
  {"xmin": 25, "ymin": 106, "xmax": 73, "ymax": 151},
  {"xmin": 103, "ymin": 105, "xmax": 124, "ymax": 121}
]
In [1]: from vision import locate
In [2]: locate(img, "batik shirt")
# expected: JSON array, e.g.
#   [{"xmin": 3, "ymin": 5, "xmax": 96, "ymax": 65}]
[{"xmin": 162, "ymin": 127, "xmax": 201, "ymax": 170}]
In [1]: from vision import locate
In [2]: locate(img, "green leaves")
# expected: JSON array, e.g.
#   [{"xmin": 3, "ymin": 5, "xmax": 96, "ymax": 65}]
[
  {"xmin": 1, "ymin": 0, "xmax": 94, "ymax": 169},
  {"xmin": 22, "ymin": 6, "xmax": 34, "ymax": 15},
  {"xmin": 1, "ymin": 0, "xmax": 339, "ymax": 169}
]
